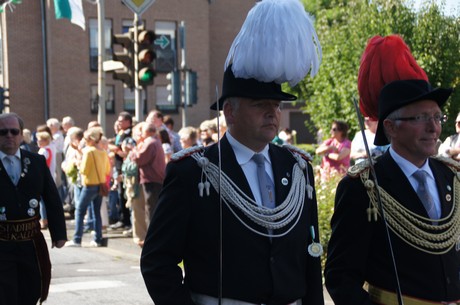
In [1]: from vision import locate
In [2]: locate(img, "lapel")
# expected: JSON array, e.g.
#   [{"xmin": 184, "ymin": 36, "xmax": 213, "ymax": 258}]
[
  {"xmin": 206, "ymin": 135, "xmax": 255, "ymax": 201},
  {"xmin": 0, "ymin": 156, "xmax": 10, "ymax": 182},
  {"xmin": 0, "ymin": 152, "xmax": 24, "ymax": 186},
  {"xmin": 428, "ymin": 158, "xmax": 455, "ymax": 218},
  {"xmin": 269, "ymin": 144, "xmax": 296, "ymax": 205},
  {"xmin": 377, "ymin": 152, "xmax": 456, "ymax": 219}
]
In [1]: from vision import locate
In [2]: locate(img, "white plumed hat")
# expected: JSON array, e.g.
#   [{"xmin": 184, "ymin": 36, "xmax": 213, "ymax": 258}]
[{"xmin": 212, "ymin": 0, "xmax": 322, "ymax": 110}]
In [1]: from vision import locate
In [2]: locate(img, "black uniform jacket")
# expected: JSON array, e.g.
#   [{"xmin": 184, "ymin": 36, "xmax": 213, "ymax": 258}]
[
  {"xmin": 325, "ymin": 151, "xmax": 460, "ymax": 305},
  {"xmin": 141, "ymin": 135, "xmax": 324, "ymax": 305},
  {"xmin": 0, "ymin": 150, "xmax": 67, "ymax": 250}
]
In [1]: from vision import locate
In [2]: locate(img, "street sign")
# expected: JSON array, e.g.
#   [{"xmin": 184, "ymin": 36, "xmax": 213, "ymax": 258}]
[
  {"xmin": 122, "ymin": 0, "xmax": 156, "ymax": 16},
  {"xmin": 154, "ymin": 35, "xmax": 170, "ymax": 49}
]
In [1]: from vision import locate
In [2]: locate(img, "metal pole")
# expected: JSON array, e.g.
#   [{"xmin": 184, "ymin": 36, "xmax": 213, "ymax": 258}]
[
  {"xmin": 97, "ymin": 0, "xmax": 107, "ymax": 134},
  {"xmin": 179, "ymin": 21, "xmax": 186, "ymax": 127},
  {"xmin": 40, "ymin": 0, "xmax": 50, "ymax": 120},
  {"xmin": 133, "ymin": 14, "xmax": 143, "ymax": 123}
]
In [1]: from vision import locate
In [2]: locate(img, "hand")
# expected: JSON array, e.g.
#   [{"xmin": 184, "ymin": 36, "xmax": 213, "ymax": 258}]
[{"xmin": 52, "ymin": 240, "xmax": 67, "ymax": 248}]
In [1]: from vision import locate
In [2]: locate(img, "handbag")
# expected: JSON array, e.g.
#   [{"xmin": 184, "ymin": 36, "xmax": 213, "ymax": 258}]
[{"xmin": 91, "ymin": 151, "xmax": 109, "ymax": 197}]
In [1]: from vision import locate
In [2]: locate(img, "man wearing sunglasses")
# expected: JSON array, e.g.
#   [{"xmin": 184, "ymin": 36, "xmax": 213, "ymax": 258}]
[{"xmin": 0, "ymin": 113, "xmax": 67, "ymax": 305}]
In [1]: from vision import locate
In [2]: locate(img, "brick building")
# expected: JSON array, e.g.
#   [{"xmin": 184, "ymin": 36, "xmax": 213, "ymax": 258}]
[{"xmin": 0, "ymin": 0, "xmax": 316, "ymax": 143}]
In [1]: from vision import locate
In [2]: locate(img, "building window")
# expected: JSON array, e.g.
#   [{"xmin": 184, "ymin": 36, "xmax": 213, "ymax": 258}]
[
  {"xmin": 89, "ymin": 19, "xmax": 113, "ymax": 72},
  {"xmin": 90, "ymin": 85, "xmax": 115, "ymax": 114},
  {"xmin": 156, "ymin": 85, "xmax": 178, "ymax": 113},
  {"xmin": 122, "ymin": 20, "xmax": 133, "ymax": 33},
  {"xmin": 123, "ymin": 87, "xmax": 146, "ymax": 114}
]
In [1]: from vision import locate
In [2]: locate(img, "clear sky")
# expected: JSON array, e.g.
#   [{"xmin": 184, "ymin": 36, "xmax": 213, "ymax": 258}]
[{"xmin": 412, "ymin": 0, "xmax": 459, "ymax": 16}]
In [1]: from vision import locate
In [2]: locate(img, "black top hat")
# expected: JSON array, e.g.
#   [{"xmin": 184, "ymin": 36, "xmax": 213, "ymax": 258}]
[
  {"xmin": 374, "ymin": 79, "xmax": 453, "ymax": 146},
  {"xmin": 210, "ymin": 65, "xmax": 297, "ymax": 110}
]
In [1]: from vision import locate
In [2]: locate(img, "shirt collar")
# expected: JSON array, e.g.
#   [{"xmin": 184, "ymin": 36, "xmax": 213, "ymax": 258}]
[
  {"xmin": 0, "ymin": 149, "xmax": 21, "ymax": 160},
  {"xmin": 389, "ymin": 147, "xmax": 433, "ymax": 179},
  {"xmin": 226, "ymin": 132, "xmax": 270, "ymax": 166}
]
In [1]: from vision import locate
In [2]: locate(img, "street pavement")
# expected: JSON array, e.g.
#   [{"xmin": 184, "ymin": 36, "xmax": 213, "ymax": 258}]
[{"xmin": 43, "ymin": 219, "xmax": 334, "ymax": 305}]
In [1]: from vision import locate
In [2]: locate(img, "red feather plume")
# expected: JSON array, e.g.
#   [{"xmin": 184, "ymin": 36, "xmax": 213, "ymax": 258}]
[{"xmin": 358, "ymin": 35, "xmax": 428, "ymax": 120}]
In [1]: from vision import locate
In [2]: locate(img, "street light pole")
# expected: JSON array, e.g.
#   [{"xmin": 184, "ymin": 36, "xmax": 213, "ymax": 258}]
[
  {"xmin": 179, "ymin": 21, "xmax": 187, "ymax": 127},
  {"xmin": 97, "ymin": 0, "xmax": 107, "ymax": 134},
  {"xmin": 133, "ymin": 13, "xmax": 143, "ymax": 123}
]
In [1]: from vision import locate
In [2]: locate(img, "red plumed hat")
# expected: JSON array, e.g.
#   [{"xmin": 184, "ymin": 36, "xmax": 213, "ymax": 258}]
[{"xmin": 358, "ymin": 35, "xmax": 428, "ymax": 120}]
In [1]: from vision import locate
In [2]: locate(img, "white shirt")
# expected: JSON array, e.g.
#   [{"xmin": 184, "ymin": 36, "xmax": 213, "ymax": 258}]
[
  {"xmin": 389, "ymin": 148, "xmax": 441, "ymax": 218},
  {"xmin": 0, "ymin": 149, "xmax": 21, "ymax": 184},
  {"xmin": 226, "ymin": 132, "xmax": 274, "ymax": 206}
]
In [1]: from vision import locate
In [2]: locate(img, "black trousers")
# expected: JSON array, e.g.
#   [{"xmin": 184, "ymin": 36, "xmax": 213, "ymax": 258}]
[{"xmin": 0, "ymin": 241, "xmax": 41, "ymax": 305}]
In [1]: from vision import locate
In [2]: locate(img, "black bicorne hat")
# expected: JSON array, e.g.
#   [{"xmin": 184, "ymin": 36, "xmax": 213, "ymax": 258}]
[
  {"xmin": 374, "ymin": 79, "xmax": 453, "ymax": 146},
  {"xmin": 210, "ymin": 65, "xmax": 297, "ymax": 110}
]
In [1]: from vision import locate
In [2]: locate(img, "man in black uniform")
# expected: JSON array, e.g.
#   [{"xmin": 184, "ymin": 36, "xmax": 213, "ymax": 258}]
[
  {"xmin": 141, "ymin": 1, "xmax": 324, "ymax": 304},
  {"xmin": 0, "ymin": 112, "xmax": 67, "ymax": 305},
  {"xmin": 325, "ymin": 80, "xmax": 460, "ymax": 305}
]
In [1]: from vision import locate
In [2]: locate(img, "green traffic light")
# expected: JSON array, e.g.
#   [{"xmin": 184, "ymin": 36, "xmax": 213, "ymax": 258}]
[{"xmin": 139, "ymin": 68, "xmax": 155, "ymax": 82}]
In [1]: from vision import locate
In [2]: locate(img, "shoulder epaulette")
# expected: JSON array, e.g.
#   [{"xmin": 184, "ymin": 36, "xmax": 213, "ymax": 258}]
[
  {"xmin": 283, "ymin": 144, "xmax": 313, "ymax": 162},
  {"xmin": 347, "ymin": 159, "xmax": 372, "ymax": 178},
  {"xmin": 171, "ymin": 145, "xmax": 205, "ymax": 162},
  {"xmin": 431, "ymin": 155, "xmax": 460, "ymax": 171}
]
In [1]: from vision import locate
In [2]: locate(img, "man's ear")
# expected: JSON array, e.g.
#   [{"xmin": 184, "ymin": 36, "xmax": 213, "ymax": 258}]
[
  {"xmin": 223, "ymin": 102, "xmax": 234, "ymax": 125},
  {"xmin": 383, "ymin": 119, "xmax": 396, "ymax": 141}
]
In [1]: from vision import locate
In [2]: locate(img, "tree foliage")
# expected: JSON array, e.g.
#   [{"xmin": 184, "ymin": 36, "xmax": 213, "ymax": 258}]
[{"xmin": 292, "ymin": 0, "xmax": 460, "ymax": 141}]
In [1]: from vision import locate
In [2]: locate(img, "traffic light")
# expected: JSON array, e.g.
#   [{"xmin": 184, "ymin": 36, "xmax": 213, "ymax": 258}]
[
  {"xmin": 166, "ymin": 70, "xmax": 181, "ymax": 106},
  {"xmin": 112, "ymin": 30, "xmax": 134, "ymax": 88},
  {"xmin": 0, "ymin": 87, "xmax": 7, "ymax": 112},
  {"xmin": 185, "ymin": 70, "xmax": 197, "ymax": 106},
  {"xmin": 137, "ymin": 29, "xmax": 156, "ymax": 87}
]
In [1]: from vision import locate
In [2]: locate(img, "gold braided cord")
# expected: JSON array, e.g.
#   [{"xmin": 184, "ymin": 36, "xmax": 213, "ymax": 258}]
[{"xmin": 360, "ymin": 169, "xmax": 460, "ymax": 255}]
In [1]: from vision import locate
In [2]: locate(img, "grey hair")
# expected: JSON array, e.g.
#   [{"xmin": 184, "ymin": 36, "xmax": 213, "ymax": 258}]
[
  {"xmin": 0, "ymin": 112, "xmax": 24, "ymax": 131},
  {"xmin": 46, "ymin": 118, "xmax": 61, "ymax": 128},
  {"xmin": 383, "ymin": 108, "xmax": 404, "ymax": 143},
  {"xmin": 223, "ymin": 97, "xmax": 240, "ymax": 112}
]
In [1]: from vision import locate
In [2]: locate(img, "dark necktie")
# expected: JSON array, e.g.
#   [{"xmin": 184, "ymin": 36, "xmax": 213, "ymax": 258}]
[
  {"xmin": 252, "ymin": 153, "xmax": 275, "ymax": 209},
  {"xmin": 412, "ymin": 170, "xmax": 438, "ymax": 219}
]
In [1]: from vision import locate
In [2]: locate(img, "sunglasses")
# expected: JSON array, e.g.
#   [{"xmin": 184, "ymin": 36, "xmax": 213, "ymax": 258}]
[{"xmin": 0, "ymin": 128, "xmax": 21, "ymax": 136}]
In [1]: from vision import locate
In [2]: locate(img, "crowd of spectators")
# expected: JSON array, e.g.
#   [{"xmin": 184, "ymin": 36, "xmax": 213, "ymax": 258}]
[{"xmin": 25, "ymin": 111, "xmax": 227, "ymax": 248}]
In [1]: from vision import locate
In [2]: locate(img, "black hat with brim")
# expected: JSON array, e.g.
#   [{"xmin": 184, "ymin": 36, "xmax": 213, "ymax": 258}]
[
  {"xmin": 374, "ymin": 79, "xmax": 453, "ymax": 146},
  {"xmin": 210, "ymin": 65, "xmax": 297, "ymax": 110}
]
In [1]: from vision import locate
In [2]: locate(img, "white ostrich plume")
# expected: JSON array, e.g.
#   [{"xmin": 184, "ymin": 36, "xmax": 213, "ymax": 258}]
[{"xmin": 224, "ymin": 0, "xmax": 322, "ymax": 87}]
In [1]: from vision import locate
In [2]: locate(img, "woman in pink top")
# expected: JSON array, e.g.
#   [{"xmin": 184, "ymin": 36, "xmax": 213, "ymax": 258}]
[{"xmin": 316, "ymin": 120, "xmax": 351, "ymax": 181}]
